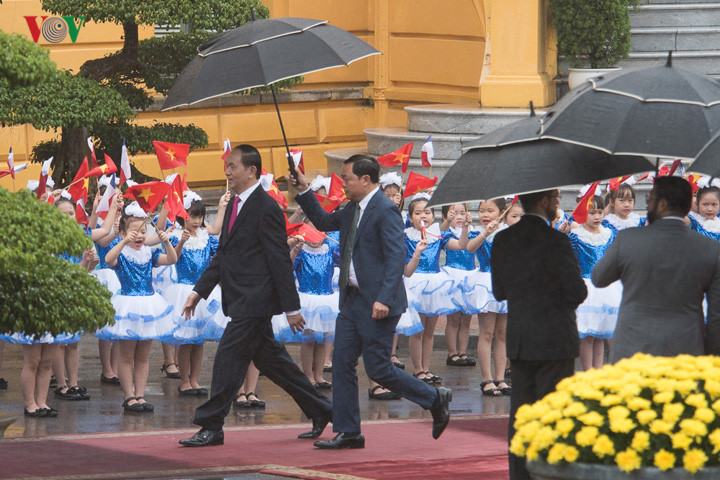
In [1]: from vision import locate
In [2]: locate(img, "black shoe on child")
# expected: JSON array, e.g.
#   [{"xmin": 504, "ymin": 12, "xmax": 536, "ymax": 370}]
[
  {"xmin": 67, "ymin": 386, "xmax": 91, "ymax": 400},
  {"xmin": 55, "ymin": 386, "xmax": 81, "ymax": 400}
]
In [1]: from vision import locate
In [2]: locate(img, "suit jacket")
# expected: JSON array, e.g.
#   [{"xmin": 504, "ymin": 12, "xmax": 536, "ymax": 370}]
[
  {"xmin": 592, "ymin": 218, "xmax": 720, "ymax": 362},
  {"xmin": 296, "ymin": 188, "xmax": 407, "ymax": 316},
  {"xmin": 491, "ymin": 215, "xmax": 587, "ymax": 361},
  {"xmin": 194, "ymin": 185, "xmax": 300, "ymax": 317}
]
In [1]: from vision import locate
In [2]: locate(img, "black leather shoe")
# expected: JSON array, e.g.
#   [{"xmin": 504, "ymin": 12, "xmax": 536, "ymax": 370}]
[
  {"xmin": 298, "ymin": 410, "xmax": 332, "ymax": 439},
  {"xmin": 430, "ymin": 387, "xmax": 452, "ymax": 439},
  {"xmin": 179, "ymin": 428, "xmax": 224, "ymax": 447},
  {"xmin": 314, "ymin": 432, "xmax": 365, "ymax": 449}
]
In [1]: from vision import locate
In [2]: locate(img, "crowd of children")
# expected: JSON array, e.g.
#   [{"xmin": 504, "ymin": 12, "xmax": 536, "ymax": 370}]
[{"xmin": 3, "ymin": 167, "xmax": 716, "ymax": 419}]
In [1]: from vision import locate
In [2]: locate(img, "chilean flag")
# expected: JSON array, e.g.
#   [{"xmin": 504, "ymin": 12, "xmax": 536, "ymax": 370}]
[
  {"xmin": 119, "ymin": 138, "xmax": 132, "ymax": 187},
  {"xmin": 37, "ymin": 156, "xmax": 53, "ymax": 199},
  {"xmin": 97, "ymin": 173, "xmax": 117, "ymax": 219},
  {"xmin": 287, "ymin": 148, "xmax": 305, "ymax": 174},
  {"xmin": 221, "ymin": 138, "xmax": 231, "ymax": 169},
  {"xmin": 420, "ymin": 136, "xmax": 434, "ymax": 168}
]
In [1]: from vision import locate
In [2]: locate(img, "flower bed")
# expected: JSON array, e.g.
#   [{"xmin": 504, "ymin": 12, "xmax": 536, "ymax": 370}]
[{"xmin": 511, "ymin": 354, "xmax": 720, "ymax": 473}]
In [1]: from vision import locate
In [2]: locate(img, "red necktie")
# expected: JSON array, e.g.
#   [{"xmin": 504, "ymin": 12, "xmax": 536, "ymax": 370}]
[{"xmin": 228, "ymin": 196, "xmax": 241, "ymax": 232}]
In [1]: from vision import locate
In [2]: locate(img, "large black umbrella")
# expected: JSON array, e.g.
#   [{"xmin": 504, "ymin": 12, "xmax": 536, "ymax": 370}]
[
  {"xmin": 539, "ymin": 80, "xmax": 720, "ymax": 160},
  {"xmin": 427, "ymin": 115, "xmax": 654, "ymax": 208},
  {"xmin": 688, "ymin": 129, "xmax": 720, "ymax": 177},
  {"xmin": 162, "ymin": 15, "xmax": 380, "ymax": 172}
]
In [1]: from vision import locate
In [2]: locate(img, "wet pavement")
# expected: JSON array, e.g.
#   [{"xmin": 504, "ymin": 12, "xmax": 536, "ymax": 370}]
[{"xmin": 0, "ymin": 334, "xmax": 510, "ymax": 438}]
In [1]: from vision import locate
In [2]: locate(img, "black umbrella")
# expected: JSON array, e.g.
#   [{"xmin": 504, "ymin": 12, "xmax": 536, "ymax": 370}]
[
  {"xmin": 462, "ymin": 103, "xmax": 541, "ymax": 150},
  {"xmin": 539, "ymin": 80, "xmax": 720, "ymax": 160},
  {"xmin": 427, "ymin": 115, "xmax": 654, "ymax": 208},
  {"xmin": 688, "ymin": 129, "xmax": 720, "ymax": 177},
  {"xmin": 162, "ymin": 15, "xmax": 380, "ymax": 173}
]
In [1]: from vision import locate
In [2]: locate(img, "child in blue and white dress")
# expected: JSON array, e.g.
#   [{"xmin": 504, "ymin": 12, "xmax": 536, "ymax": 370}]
[
  {"xmin": 466, "ymin": 198, "xmax": 511, "ymax": 397},
  {"xmin": 567, "ymin": 195, "xmax": 621, "ymax": 370},
  {"xmin": 404, "ymin": 194, "xmax": 468, "ymax": 384},
  {"xmin": 440, "ymin": 203, "xmax": 479, "ymax": 367},
  {"xmin": 96, "ymin": 202, "xmax": 178, "ymax": 412},
  {"xmin": 165, "ymin": 192, "xmax": 229, "ymax": 396},
  {"xmin": 689, "ymin": 186, "xmax": 720, "ymax": 241},
  {"xmin": 603, "ymin": 183, "xmax": 647, "ymax": 233}
]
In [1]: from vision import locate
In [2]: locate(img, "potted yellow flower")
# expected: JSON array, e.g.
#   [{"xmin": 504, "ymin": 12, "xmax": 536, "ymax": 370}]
[{"xmin": 511, "ymin": 353, "xmax": 720, "ymax": 479}]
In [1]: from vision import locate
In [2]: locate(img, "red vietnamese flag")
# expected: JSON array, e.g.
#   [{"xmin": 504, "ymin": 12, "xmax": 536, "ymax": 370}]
[
  {"xmin": 287, "ymin": 222, "xmax": 326, "ymax": 243},
  {"xmin": 402, "ymin": 171, "xmax": 438, "ymax": 198},
  {"xmin": 165, "ymin": 175, "xmax": 188, "ymax": 223},
  {"xmin": 511, "ymin": 195, "xmax": 519, "ymax": 206},
  {"xmin": 314, "ymin": 193, "xmax": 343, "ymax": 213},
  {"xmin": 75, "ymin": 199, "xmax": 89, "ymax": 226},
  {"xmin": 260, "ymin": 169, "xmax": 288, "ymax": 209},
  {"xmin": 87, "ymin": 137, "xmax": 98, "ymax": 169},
  {"xmin": 85, "ymin": 153, "xmax": 117, "ymax": 178},
  {"xmin": 377, "ymin": 143, "xmax": 413, "ymax": 172},
  {"xmin": 153, "ymin": 141, "xmax": 189, "ymax": 170},
  {"xmin": 668, "ymin": 159, "xmax": 683, "ymax": 176},
  {"xmin": 328, "ymin": 172, "xmax": 346, "ymax": 201},
  {"xmin": 572, "ymin": 182, "xmax": 600, "ymax": 224},
  {"xmin": 607, "ymin": 176, "xmax": 633, "ymax": 192},
  {"xmin": 687, "ymin": 174, "xmax": 703, "ymax": 194},
  {"xmin": 180, "ymin": 173, "xmax": 189, "ymax": 194},
  {"xmin": 124, "ymin": 181, "xmax": 172, "ymax": 213},
  {"xmin": 67, "ymin": 159, "xmax": 90, "ymax": 203}
]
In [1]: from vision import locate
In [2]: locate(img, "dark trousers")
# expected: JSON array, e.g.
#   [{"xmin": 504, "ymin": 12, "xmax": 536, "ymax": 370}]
[
  {"xmin": 508, "ymin": 358, "xmax": 575, "ymax": 480},
  {"xmin": 193, "ymin": 315, "xmax": 332, "ymax": 431},
  {"xmin": 332, "ymin": 291, "xmax": 438, "ymax": 433}
]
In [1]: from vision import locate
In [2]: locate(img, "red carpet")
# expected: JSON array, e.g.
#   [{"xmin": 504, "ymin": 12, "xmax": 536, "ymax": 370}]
[{"xmin": 2, "ymin": 415, "xmax": 509, "ymax": 480}]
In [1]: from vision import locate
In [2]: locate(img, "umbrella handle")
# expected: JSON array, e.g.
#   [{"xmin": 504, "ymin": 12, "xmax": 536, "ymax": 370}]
[{"xmin": 270, "ymin": 84, "xmax": 298, "ymax": 180}]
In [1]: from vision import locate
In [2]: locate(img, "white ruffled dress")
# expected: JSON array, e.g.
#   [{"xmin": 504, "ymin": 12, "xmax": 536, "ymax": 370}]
[{"xmin": 466, "ymin": 224, "xmax": 509, "ymax": 314}]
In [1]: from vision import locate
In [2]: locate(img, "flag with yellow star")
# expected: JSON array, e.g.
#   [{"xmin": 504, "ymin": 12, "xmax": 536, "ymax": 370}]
[
  {"xmin": 124, "ymin": 181, "xmax": 172, "ymax": 213},
  {"xmin": 152, "ymin": 141, "xmax": 190, "ymax": 170}
]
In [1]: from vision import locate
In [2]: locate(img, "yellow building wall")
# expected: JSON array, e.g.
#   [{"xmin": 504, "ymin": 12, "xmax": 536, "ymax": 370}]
[{"xmin": 0, "ymin": 0, "xmax": 499, "ymax": 190}]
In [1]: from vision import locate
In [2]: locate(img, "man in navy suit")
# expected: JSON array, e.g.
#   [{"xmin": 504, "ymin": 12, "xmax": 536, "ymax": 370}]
[
  {"xmin": 292, "ymin": 154, "xmax": 451, "ymax": 449},
  {"xmin": 178, "ymin": 145, "xmax": 332, "ymax": 447}
]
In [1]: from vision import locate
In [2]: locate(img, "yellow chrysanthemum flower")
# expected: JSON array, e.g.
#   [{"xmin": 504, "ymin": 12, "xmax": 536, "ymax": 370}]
[
  {"xmin": 671, "ymin": 432, "xmax": 693, "ymax": 450},
  {"xmin": 564, "ymin": 445, "xmax": 579, "ymax": 463},
  {"xmin": 685, "ymin": 393, "xmax": 708, "ymax": 409},
  {"xmin": 636, "ymin": 409, "xmax": 657, "ymax": 425},
  {"xmin": 514, "ymin": 405, "xmax": 534, "ymax": 425},
  {"xmin": 675, "ymin": 379, "xmax": 698, "ymax": 396},
  {"xmin": 610, "ymin": 417, "xmax": 636, "ymax": 434},
  {"xmin": 575, "ymin": 426, "xmax": 599, "ymax": 447},
  {"xmin": 709, "ymin": 428, "xmax": 720, "ymax": 453},
  {"xmin": 540, "ymin": 410, "xmax": 562, "ymax": 424},
  {"xmin": 578, "ymin": 411, "xmax": 604, "ymax": 427},
  {"xmin": 654, "ymin": 390, "xmax": 675, "ymax": 404},
  {"xmin": 525, "ymin": 444, "xmax": 539, "ymax": 462},
  {"xmin": 545, "ymin": 391, "xmax": 572, "ymax": 410},
  {"xmin": 615, "ymin": 448, "xmax": 642, "ymax": 473},
  {"xmin": 626, "ymin": 397, "xmax": 652, "ymax": 411},
  {"xmin": 630, "ymin": 431, "xmax": 650, "ymax": 451},
  {"xmin": 680, "ymin": 418, "xmax": 708, "ymax": 437},
  {"xmin": 509, "ymin": 434, "xmax": 526, "ymax": 456},
  {"xmin": 654, "ymin": 449, "xmax": 676, "ymax": 471},
  {"xmin": 694, "ymin": 407, "xmax": 715, "ymax": 424},
  {"xmin": 712, "ymin": 399, "xmax": 720, "ymax": 415},
  {"xmin": 649, "ymin": 419, "xmax": 673, "ymax": 435},
  {"xmin": 592, "ymin": 435, "xmax": 616, "ymax": 458},
  {"xmin": 662, "ymin": 403, "xmax": 685, "ymax": 423},
  {"xmin": 704, "ymin": 379, "xmax": 720, "ymax": 399},
  {"xmin": 575, "ymin": 387, "xmax": 603, "ymax": 401},
  {"xmin": 562, "ymin": 402, "xmax": 587, "ymax": 418},
  {"xmin": 600, "ymin": 395, "xmax": 623, "ymax": 407},
  {"xmin": 547, "ymin": 443, "xmax": 566, "ymax": 464},
  {"xmin": 683, "ymin": 449, "xmax": 708, "ymax": 474},
  {"xmin": 556, "ymin": 418, "xmax": 575, "ymax": 436},
  {"xmin": 608, "ymin": 405, "xmax": 631, "ymax": 420},
  {"xmin": 530, "ymin": 426, "xmax": 558, "ymax": 451}
]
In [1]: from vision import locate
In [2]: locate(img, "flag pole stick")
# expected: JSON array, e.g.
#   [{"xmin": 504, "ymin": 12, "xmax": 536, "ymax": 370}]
[
  {"xmin": 11, "ymin": 177, "xmax": 15, "ymax": 193},
  {"xmin": 499, "ymin": 203, "xmax": 514, "ymax": 221}
]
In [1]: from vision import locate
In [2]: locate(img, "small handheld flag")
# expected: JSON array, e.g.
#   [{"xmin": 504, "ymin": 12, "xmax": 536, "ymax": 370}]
[
  {"xmin": 67, "ymin": 159, "xmax": 90, "ymax": 203},
  {"xmin": 287, "ymin": 148, "xmax": 305, "ymax": 175},
  {"xmin": 402, "ymin": 172, "xmax": 438, "ymax": 198},
  {"xmin": 260, "ymin": 169, "xmax": 288, "ymax": 209},
  {"xmin": 37, "ymin": 157, "xmax": 53, "ymax": 199},
  {"xmin": 153, "ymin": 141, "xmax": 189, "ymax": 170},
  {"xmin": 124, "ymin": 181, "xmax": 172, "ymax": 213},
  {"xmin": 85, "ymin": 154, "xmax": 117, "ymax": 178},
  {"xmin": 572, "ymin": 182, "xmax": 600, "ymax": 224},
  {"xmin": 119, "ymin": 139, "xmax": 132, "ymax": 186},
  {"xmin": 87, "ymin": 137, "xmax": 98, "ymax": 169},
  {"xmin": 97, "ymin": 174, "xmax": 117, "ymax": 217},
  {"xmin": 420, "ymin": 136, "xmax": 433, "ymax": 168},
  {"xmin": 165, "ymin": 175, "xmax": 188, "ymax": 223},
  {"xmin": 314, "ymin": 193, "xmax": 343, "ymax": 213},
  {"xmin": 377, "ymin": 143, "xmax": 413, "ymax": 173},
  {"xmin": 328, "ymin": 173, "xmax": 346, "ymax": 201}
]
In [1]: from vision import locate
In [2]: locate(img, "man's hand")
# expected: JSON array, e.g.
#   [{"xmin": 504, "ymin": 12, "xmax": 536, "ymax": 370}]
[
  {"xmin": 288, "ymin": 170, "xmax": 309, "ymax": 192},
  {"xmin": 181, "ymin": 292, "xmax": 201, "ymax": 320},
  {"xmin": 286, "ymin": 312, "xmax": 306, "ymax": 334},
  {"xmin": 372, "ymin": 302, "xmax": 390, "ymax": 320}
]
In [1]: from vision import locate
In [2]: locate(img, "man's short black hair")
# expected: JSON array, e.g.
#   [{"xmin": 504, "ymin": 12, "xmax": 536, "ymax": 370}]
[
  {"xmin": 519, "ymin": 190, "xmax": 554, "ymax": 211},
  {"xmin": 233, "ymin": 144, "xmax": 262, "ymax": 179},
  {"xmin": 344, "ymin": 154, "xmax": 380, "ymax": 184},
  {"xmin": 653, "ymin": 176, "xmax": 692, "ymax": 216}
]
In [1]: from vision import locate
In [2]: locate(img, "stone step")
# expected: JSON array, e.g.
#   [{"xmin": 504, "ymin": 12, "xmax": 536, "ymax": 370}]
[
  {"xmin": 631, "ymin": 26, "xmax": 720, "ymax": 51},
  {"xmin": 618, "ymin": 50, "xmax": 720, "ymax": 76},
  {"xmin": 630, "ymin": 3, "xmax": 720, "ymax": 28},
  {"xmin": 364, "ymin": 127, "xmax": 480, "ymax": 160},
  {"xmin": 324, "ymin": 147, "xmax": 455, "ymax": 179},
  {"xmin": 404, "ymin": 104, "xmax": 538, "ymax": 135}
]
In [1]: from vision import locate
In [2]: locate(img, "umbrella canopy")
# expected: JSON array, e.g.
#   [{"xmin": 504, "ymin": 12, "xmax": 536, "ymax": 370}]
[
  {"xmin": 688, "ymin": 129, "xmax": 720, "ymax": 177},
  {"xmin": 427, "ymin": 117, "xmax": 654, "ymax": 208},
  {"xmin": 539, "ymin": 81, "xmax": 720, "ymax": 160},
  {"xmin": 590, "ymin": 58, "xmax": 720, "ymax": 107},
  {"xmin": 162, "ymin": 18, "xmax": 380, "ymax": 110},
  {"xmin": 462, "ymin": 109, "xmax": 542, "ymax": 150}
]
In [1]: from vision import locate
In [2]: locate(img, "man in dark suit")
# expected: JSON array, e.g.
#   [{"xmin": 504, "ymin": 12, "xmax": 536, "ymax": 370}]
[
  {"xmin": 179, "ymin": 145, "xmax": 332, "ymax": 447},
  {"xmin": 490, "ymin": 189, "xmax": 587, "ymax": 480},
  {"xmin": 593, "ymin": 176, "xmax": 720, "ymax": 362},
  {"xmin": 291, "ymin": 154, "xmax": 451, "ymax": 449}
]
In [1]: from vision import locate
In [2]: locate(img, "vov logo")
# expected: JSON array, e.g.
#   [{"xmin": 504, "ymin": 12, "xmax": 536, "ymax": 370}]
[{"xmin": 24, "ymin": 16, "xmax": 86, "ymax": 44}]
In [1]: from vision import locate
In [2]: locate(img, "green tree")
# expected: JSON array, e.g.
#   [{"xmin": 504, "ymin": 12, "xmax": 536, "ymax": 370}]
[{"xmin": 0, "ymin": 188, "xmax": 114, "ymax": 337}]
